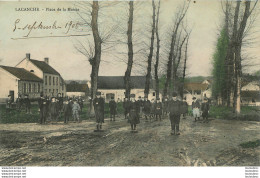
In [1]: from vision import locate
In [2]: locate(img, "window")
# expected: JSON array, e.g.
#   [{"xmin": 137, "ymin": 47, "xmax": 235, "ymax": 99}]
[
  {"xmin": 56, "ymin": 77, "xmax": 58, "ymax": 86},
  {"xmin": 53, "ymin": 77, "xmax": 55, "ymax": 85},
  {"xmin": 153, "ymin": 92, "xmax": 155, "ymax": 96},
  {"xmin": 53, "ymin": 89, "xmax": 55, "ymax": 94},
  {"xmin": 49, "ymin": 76, "xmax": 51, "ymax": 85},
  {"xmin": 30, "ymin": 70, "xmax": 34, "ymax": 72},
  {"xmin": 29, "ymin": 84, "xmax": 31, "ymax": 93},
  {"xmin": 45, "ymin": 76, "xmax": 47, "ymax": 85},
  {"xmin": 56, "ymin": 89, "xmax": 58, "ymax": 93},
  {"xmin": 38, "ymin": 84, "xmax": 40, "ymax": 92},
  {"xmin": 49, "ymin": 89, "xmax": 51, "ymax": 93},
  {"xmin": 33, "ymin": 84, "xmax": 36, "ymax": 93},
  {"xmin": 24, "ymin": 83, "xmax": 26, "ymax": 93}
]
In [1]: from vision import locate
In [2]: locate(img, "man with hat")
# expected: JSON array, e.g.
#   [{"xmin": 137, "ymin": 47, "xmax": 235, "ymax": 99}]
[
  {"xmin": 57, "ymin": 93, "xmax": 64, "ymax": 117},
  {"xmin": 93, "ymin": 91, "xmax": 105, "ymax": 131},
  {"xmin": 6, "ymin": 94, "xmax": 13, "ymax": 113},
  {"xmin": 143, "ymin": 96, "xmax": 151, "ymax": 121},
  {"xmin": 38, "ymin": 94, "xmax": 48, "ymax": 124},
  {"xmin": 192, "ymin": 96, "xmax": 201, "ymax": 121},
  {"xmin": 24, "ymin": 94, "xmax": 31, "ymax": 114},
  {"xmin": 128, "ymin": 94, "xmax": 140, "ymax": 131},
  {"xmin": 135, "ymin": 96, "xmax": 142, "ymax": 118},
  {"xmin": 49, "ymin": 97, "xmax": 58, "ymax": 122},
  {"xmin": 109, "ymin": 96, "xmax": 117, "ymax": 121},
  {"xmin": 155, "ymin": 98, "xmax": 163, "ymax": 121},
  {"xmin": 16, "ymin": 94, "xmax": 23, "ymax": 112},
  {"xmin": 168, "ymin": 92, "xmax": 182, "ymax": 135},
  {"xmin": 201, "ymin": 97, "xmax": 210, "ymax": 122},
  {"xmin": 123, "ymin": 97, "xmax": 131, "ymax": 120},
  {"xmin": 181, "ymin": 97, "xmax": 188, "ymax": 119}
]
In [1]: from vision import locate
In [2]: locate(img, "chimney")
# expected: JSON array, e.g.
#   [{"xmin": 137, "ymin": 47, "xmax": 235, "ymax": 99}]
[
  {"xmin": 44, "ymin": 57, "xmax": 49, "ymax": 64},
  {"xmin": 26, "ymin": 53, "xmax": 30, "ymax": 60}
]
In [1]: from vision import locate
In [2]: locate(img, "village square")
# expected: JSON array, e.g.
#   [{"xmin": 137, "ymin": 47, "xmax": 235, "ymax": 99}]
[{"xmin": 0, "ymin": 0, "xmax": 259, "ymax": 167}]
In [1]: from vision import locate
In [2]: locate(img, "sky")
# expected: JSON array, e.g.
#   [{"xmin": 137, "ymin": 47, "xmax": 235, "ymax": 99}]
[{"xmin": 0, "ymin": 0, "xmax": 259, "ymax": 80}]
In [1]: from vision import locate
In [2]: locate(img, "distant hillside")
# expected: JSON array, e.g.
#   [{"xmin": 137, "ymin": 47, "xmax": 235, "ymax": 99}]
[{"xmin": 65, "ymin": 80, "xmax": 89, "ymax": 84}]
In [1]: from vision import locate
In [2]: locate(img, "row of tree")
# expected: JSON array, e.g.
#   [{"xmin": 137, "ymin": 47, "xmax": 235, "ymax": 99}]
[{"xmin": 212, "ymin": 0, "xmax": 258, "ymax": 113}]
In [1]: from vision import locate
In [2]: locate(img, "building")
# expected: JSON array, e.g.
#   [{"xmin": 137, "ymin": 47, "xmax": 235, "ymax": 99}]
[
  {"xmin": 241, "ymin": 81, "xmax": 260, "ymax": 106},
  {"xmin": 183, "ymin": 82, "xmax": 211, "ymax": 105},
  {"xmin": 16, "ymin": 53, "xmax": 66, "ymax": 97},
  {"xmin": 66, "ymin": 82, "xmax": 89, "ymax": 98},
  {"xmin": 0, "ymin": 65, "xmax": 43, "ymax": 102},
  {"xmin": 97, "ymin": 76, "xmax": 162, "ymax": 102}
]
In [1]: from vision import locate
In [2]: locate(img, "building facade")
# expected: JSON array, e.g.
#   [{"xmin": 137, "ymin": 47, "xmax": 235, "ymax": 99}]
[
  {"xmin": 0, "ymin": 65, "xmax": 43, "ymax": 102},
  {"xmin": 16, "ymin": 53, "xmax": 66, "ymax": 97}
]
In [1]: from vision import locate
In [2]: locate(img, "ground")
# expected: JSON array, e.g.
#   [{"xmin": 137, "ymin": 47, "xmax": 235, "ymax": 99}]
[{"xmin": 0, "ymin": 115, "xmax": 259, "ymax": 166}]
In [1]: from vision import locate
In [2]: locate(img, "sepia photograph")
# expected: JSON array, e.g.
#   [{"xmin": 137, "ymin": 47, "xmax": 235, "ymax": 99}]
[{"xmin": 0, "ymin": 0, "xmax": 259, "ymax": 176}]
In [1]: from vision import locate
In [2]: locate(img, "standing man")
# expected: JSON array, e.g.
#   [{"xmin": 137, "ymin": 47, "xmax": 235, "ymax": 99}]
[
  {"xmin": 109, "ymin": 96, "xmax": 117, "ymax": 121},
  {"xmin": 123, "ymin": 97, "xmax": 131, "ymax": 120},
  {"xmin": 63, "ymin": 99, "xmax": 72, "ymax": 124},
  {"xmin": 143, "ymin": 97, "xmax": 151, "ymax": 121},
  {"xmin": 192, "ymin": 97, "xmax": 201, "ymax": 121},
  {"xmin": 93, "ymin": 92, "xmax": 105, "ymax": 131},
  {"xmin": 49, "ymin": 97, "xmax": 58, "ymax": 122},
  {"xmin": 24, "ymin": 94, "xmax": 31, "ymax": 114},
  {"xmin": 78, "ymin": 95, "xmax": 84, "ymax": 113},
  {"xmin": 155, "ymin": 98, "xmax": 163, "ymax": 121},
  {"xmin": 168, "ymin": 92, "xmax": 182, "ymax": 135},
  {"xmin": 38, "ymin": 94, "xmax": 48, "ymax": 124},
  {"xmin": 181, "ymin": 97, "xmax": 188, "ymax": 119},
  {"xmin": 16, "ymin": 94, "xmax": 23, "ymax": 112},
  {"xmin": 135, "ymin": 96, "xmax": 142, "ymax": 118},
  {"xmin": 6, "ymin": 94, "xmax": 13, "ymax": 113},
  {"xmin": 201, "ymin": 98, "xmax": 210, "ymax": 122},
  {"xmin": 128, "ymin": 94, "xmax": 140, "ymax": 131},
  {"xmin": 57, "ymin": 93, "xmax": 63, "ymax": 118}
]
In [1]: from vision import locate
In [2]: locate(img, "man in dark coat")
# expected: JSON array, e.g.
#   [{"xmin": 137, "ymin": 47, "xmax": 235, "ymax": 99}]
[
  {"xmin": 135, "ymin": 96, "xmax": 142, "ymax": 116},
  {"xmin": 109, "ymin": 96, "xmax": 117, "ymax": 121},
  {"xmin": 93, "ymin": 91, "xmax": 105, "ymax": 130},
  {"xmin": 63, "ymin": 99, "xmax": 72, "ymax": 124},
  {"xmin": 57, "ymin": 93, "xmax": 63, "ymax": 117},
  {"xmin": 155, "ymin": 98, "xmax": 163, "ymax": 121},
  {"xmin": 16, "ymin": 94, "xmax": 23, "ymax": 112},
  {"xmin": 24, "ymin": 94, "xmax": 31, "ymax": 114},
  {"xmin": 143, "ymin": 97, "xmax": 151, "ymax": 121},
  {"xmin": 123, "ymin": 97, "xmax": 131, "ymax": 120},
  {"xmin": 128, "ymin": 94, "xmax": 140, "ymax": 131},
  {"xmin": 201, "ymin": 98, "xmax": 210, "ymax": 122},
  {"xmin": 168, "ymin": 92, "xmax": 182, "ymax": 135},
  {"xmin": 49, "ymin": 97, "xmax": 59, "ymax": 122},
  {"xmin": 181, "ymin": 97, "xmax": 188, "ymax": 119},
  {"xmin": 38, "ymin": 94, "xmax": 48, "ymax": 124}
]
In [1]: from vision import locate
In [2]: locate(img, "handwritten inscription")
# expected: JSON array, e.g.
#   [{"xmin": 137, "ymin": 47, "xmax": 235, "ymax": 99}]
[{"xmin": 13, "ymin": 19, "xmax": 83, "ymax": 37}]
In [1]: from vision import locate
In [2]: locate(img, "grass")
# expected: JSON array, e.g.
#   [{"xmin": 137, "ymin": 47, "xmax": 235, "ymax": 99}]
[
  {"xmin": 208, "ymin": 105, "xmax": 260, "ymax": 121},
  {"xmin": 240, "ymin": 140, "xmax": 260, "ymax": 149},
  {"xmin": 0, "ymin": 102, "xmax": 126, "ymax": 124}
]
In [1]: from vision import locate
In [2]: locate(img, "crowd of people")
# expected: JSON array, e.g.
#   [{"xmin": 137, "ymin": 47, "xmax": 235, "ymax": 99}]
[{"xmin": 5, "ymin": 91, "xmax": 210, "ymax": 135}]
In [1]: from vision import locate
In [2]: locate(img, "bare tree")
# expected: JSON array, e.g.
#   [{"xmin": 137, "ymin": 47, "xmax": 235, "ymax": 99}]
[
  {"xmin": 163, "ymin": 2, "xmax": 189, "ymax": 98},
  {"xmin": 154, "ymin": 0, "xmax": 161, "ymax": 100},
  {"xmin": 144, "ymin": 1, "xmax": 156, "ymax": 98},
  {"xmin": 124, "ymin": 1, "xmax": 134, "ymax": 99}
]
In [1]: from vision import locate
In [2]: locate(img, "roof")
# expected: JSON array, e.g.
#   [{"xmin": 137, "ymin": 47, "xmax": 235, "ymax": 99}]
[
  {"xmin": 66, "ymin": 84, "xmax": 89, "ymax": 92},
  {"xmin": 0, "ymin": 65, "xmax": 42, "ymax": 82},
  {"xmin": 29, "ymin": 59, "xmax": 60, "ymax": 75},
  {"xmin": 97, "ymin": 76, "xmax": 150, "ymax": 89},
  {"xmin": 184, "ymin": 82, "xmax": 208, "ymax": 91},
  {"xmin": 241, "ymin": 91, "xmax": 260, "ymax": 100}
]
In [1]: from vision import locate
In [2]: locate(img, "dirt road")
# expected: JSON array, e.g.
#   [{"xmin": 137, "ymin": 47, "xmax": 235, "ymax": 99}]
[{"xmin": 0, "ymin": 115, "xmax": 259, "ymax": 166}]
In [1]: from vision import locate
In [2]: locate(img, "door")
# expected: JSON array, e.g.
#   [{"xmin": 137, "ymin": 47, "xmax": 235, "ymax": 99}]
[{"xmin": 9, "ymin": 90, "xmax": 14, "ymax": 102}]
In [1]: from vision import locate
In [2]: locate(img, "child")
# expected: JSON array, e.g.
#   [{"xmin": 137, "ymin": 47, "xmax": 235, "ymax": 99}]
[{"xmin": 72, "ymin": 100, "xmax": 81, "ymax": 122}]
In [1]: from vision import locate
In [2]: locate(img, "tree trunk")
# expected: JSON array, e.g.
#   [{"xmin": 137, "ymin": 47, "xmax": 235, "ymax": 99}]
[
  {"xmin": 89, "ymin": 1, "xmax": 102, "ymax": 116},
  {"xmin": 144, "ymin": 1, "xmax": 156, "ymax": 98},
  {"xmin": 181, "ymin": 34, "xmax": 190, "ymax": 99},
  {"xmin": 124, "ymin": 1, "xmax": 134, "ymax": 99},
  {"xmin": 154, "ymin": 1, "xmax": 161, "ymax": 100},
  {"xmin": 233, "ymin": 1, "xmax": 251, "ymax": 114}
]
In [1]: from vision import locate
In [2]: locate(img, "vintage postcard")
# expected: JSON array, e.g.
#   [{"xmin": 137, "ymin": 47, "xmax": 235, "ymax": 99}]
[{"xmin": 0, "ymin": 0, "xmax": 259, "ymax": 176}]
